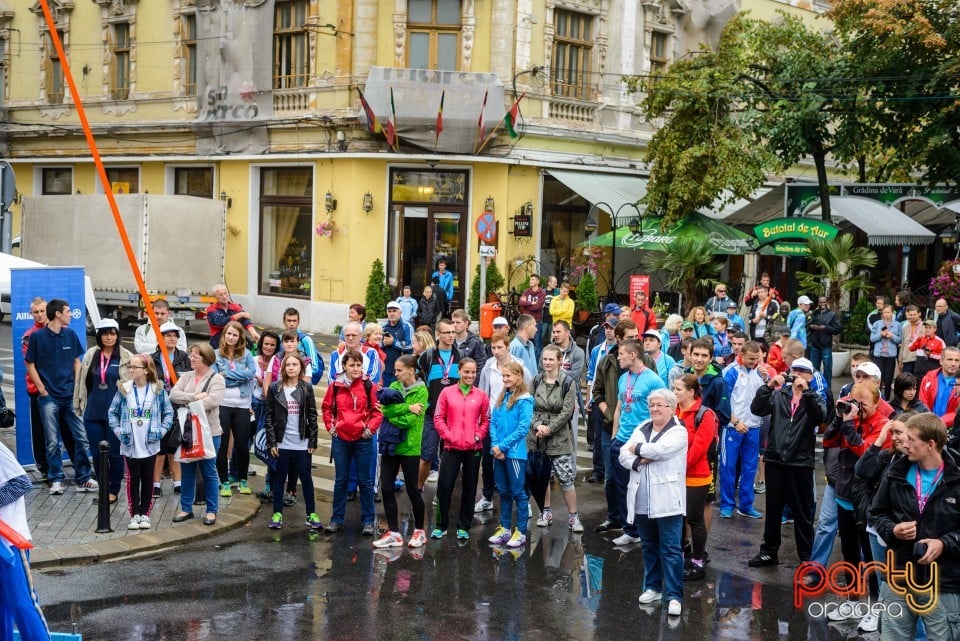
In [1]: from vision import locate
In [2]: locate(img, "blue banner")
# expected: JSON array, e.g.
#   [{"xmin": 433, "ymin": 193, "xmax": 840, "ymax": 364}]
[{"xmin": 11, "ymin": 267, "xmax": 86, "ymax": 466}]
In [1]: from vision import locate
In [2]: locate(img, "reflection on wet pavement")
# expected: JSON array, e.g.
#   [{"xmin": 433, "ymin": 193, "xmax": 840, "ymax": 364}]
[{"xmin": 36, "ymin": 486, "xmax": 878, "ymax": 641}]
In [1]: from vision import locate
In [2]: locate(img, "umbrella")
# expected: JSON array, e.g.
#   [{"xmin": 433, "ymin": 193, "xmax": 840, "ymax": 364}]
[
  {"xmin": 525, "ymin": 440, "xmax": 553, "ymax": 513},
  {"xmin": 582, "ymin": 211, "xmax": 758, "ymax": 255}
]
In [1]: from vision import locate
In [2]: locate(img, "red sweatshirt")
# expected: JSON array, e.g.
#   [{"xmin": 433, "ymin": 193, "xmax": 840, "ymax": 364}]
[
  {"xmin": 433, "ymin": 384, "xmax": 490, "ymax": 451},
  {"xmin": 321, "ymin": 375, "xmax": 383, "ymax": 441}
]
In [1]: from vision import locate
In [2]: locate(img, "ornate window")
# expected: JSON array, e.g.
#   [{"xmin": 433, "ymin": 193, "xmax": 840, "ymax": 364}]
[
  {"xmin": 407, "ymin": 0, "xmax": 461, "ymax": 71},
  {"xmin": 274, "ymin": 0, "xmax": 310, "ymax": 89},
  {"xmin": 649, "ymin": 31, "xmax": 668, "ymax": 84},
  {"xmin": 111, "ymin": 22, "xmax": 130, "ymax": 99},
  {"xmin": 46, "ymin": 30, "xmax": 66, "ymax": 104},
  {"xmin": 551, "ymin": 9, "xmax": 593, "ymax": 100},
  {"xmin": 181, "ymin": 13, "xmax": 197, "ymax": 96},
  {"xmin": 30, "ymin": 1, "xmax": 73, "ymax": 105}
]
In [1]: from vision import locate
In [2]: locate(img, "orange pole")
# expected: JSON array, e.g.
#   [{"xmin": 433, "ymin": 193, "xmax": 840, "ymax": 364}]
[{"xmin": 38, "ymin": 1, "xmax": 176, "ymax": 382}]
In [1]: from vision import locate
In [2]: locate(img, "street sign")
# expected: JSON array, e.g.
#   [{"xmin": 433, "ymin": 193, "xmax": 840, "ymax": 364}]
[
  {"xmin": 475, "ymin": 212, "xmax": 496, "ymax": 243},
  {"xmin": 479, "ymin": 245, "xmax": 496, "ymax": 257}
]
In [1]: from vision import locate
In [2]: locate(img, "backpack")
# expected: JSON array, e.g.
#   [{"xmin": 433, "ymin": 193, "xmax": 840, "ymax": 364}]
[
  {"xmin": 532, "ymin": 372, "xmax": 575, "ymax": 401},
  {"xmin": 693, "ymin": 404, "xmax": 719, "ymax": 465},
  {"xmin": 299, "ymin": 333, "xmax": 324, "ymax": 385}
]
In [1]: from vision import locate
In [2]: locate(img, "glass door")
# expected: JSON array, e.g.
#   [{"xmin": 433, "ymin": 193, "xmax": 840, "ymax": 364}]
[{"xmin": 432, "ymin": 211, "xmax": 463, "ymax": 308}]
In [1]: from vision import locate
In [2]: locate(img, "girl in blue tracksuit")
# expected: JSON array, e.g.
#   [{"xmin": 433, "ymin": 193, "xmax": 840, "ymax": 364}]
[{"xmin": 487, "ymin": 361, "xmax": 534, "ymax": 548}]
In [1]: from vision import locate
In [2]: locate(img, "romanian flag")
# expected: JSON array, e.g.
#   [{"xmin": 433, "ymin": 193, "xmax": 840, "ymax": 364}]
[
  {"xmin": 504, "ymin": 92, "xmax": 526, "ymax": 138},
  {"xmin": 477, "ymin": 89, "xmax": 489, "ymax": 141},
  {"xmin": 385, "ymin": 87, "xmax": 398, "ymax": 151},
  {"xmin": 434, "ymin": 89, "xmax": 445, "ymax": 151},
  {"xmin": 356, "ymin": 87, "xmax": 380, "ymax": 134}
]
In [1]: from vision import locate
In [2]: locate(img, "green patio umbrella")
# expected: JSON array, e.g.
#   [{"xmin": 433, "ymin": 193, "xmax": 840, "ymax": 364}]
[{"xmin": 582, "ymin": 211, "xmax": 758, "ymax": 255}]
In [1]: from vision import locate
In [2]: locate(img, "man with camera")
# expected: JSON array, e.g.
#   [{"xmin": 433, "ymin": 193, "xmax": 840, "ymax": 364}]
[
  {"xmin": 869, "ymin": 412, "xmax": 960, "ymax": 640},
  {"xmin": 748, "ymin": 358, "xmax": 824, "ymax": 567}
]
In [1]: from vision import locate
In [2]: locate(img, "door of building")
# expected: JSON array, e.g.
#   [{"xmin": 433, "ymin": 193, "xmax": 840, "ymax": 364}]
[{"xmin": 389, "ymin": 205, "xmax": 466, "ymax": 309}]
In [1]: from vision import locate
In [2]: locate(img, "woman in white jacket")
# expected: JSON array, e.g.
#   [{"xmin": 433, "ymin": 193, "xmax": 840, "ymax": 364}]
[{"xmin": 619, "ymin": 388, "xmax": 688, "ymax": 617}]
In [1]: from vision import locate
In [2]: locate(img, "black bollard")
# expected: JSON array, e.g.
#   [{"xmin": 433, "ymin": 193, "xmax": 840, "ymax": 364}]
[{"xmin": 95, "ymin": 441, "xmax": 113, "ymax": 533}]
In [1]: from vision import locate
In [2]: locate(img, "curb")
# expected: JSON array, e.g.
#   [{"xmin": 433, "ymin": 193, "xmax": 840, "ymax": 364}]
[{"xmin": 30, "ymin": 494, "xmax": 261, "ymax": 570}]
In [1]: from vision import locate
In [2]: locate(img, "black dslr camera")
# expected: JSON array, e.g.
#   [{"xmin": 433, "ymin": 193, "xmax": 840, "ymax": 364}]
[{"xmin": 836, "ymin": 399, "xmax": 860, "ymax": 415}]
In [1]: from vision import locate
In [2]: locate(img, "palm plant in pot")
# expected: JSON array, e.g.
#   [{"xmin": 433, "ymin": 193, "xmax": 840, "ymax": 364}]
[{"xmin": 642, "ymin": 237, "xmax": 721, "ymax": 315}]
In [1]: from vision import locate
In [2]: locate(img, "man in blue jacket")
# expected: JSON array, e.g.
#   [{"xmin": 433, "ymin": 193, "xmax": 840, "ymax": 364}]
[{"xmin": 381, "ymin": 301, "xmax": 413, "ymax": 386}]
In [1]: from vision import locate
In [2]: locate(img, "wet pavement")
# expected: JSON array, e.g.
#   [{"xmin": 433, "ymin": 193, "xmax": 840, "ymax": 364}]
[{"xmin": 34, "ymin": 481, "xmax": 872, "ymax": 641}]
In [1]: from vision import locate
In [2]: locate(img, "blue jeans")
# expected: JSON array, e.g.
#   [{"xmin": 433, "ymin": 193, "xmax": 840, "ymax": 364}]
[
  {"xmin": 810, "ymin": 484, "xmax": 839, "ymax": 567},
  {"xmin": 601, "ymin": 431, "xmax": 619, "ymax": 523},
  {"xmin": 634, "ymin": 513, "xmax": 684, "ymax": 602},
  {"xmin": 348, "ymin": 433, "xmax": 378, "ymax": 494},
  {"xmin": 84, "ymin": 418, "xmax": 123, "ymax": 495},
  {"xmin": 879, "ymin": 582, "xmax": 947, "ymax": 641},
  {"xmin": 809, "ymin": 346, "xmax": 833, "ymax": 389},
  {"xmin": 610, "ymin": 438, "xmax": 640, "ymax": 537},
  {"xmin": 179, "ymin": 435, "xmax": 221, "ymax": 514},
  {"xmin": 493, "ymin": 457, "xmax": 528, "ymax": 534},
  {"xmin": 331, "ymin": 436, "xmax": 375, "ymax": 525},
  {"xmin": 719, "ymin": 426, "xmax": 760, "ymax": 512},
  {"xmin": 38, "ymin": 395, "xmax": 92, "ymax": 484}
]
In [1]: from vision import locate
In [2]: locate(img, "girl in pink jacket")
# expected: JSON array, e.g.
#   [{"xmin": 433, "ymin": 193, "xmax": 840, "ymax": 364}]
[{"xmin": 431, "ymin": 357, "xmax": 490, "ymax": 540}]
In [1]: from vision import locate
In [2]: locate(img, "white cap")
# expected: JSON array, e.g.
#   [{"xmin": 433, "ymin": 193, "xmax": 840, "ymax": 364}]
[
  {"xmin": 492, "ymin": 316, "xmax": 509, "ymax": 327},
  {"xmin": 855, "ymin": 361, "xmax": 882, "ymax": 379},
  {"xmin": 159, "ymin": 321, "xmax": 181, "ymax": 335},
  {"xmin": 797, "ymin": 295, "xmax": 813, "ymax": 306},
  {"xmin": 386, "ymin": 301, "xmax": 402, "ymax": 310},
  {"xmin": 790, "ymin": 357, "xmax": 814, "ymax": 372},
  {"xmin": 96, "ymin": 318, "xmax": 119, "ymax": 331}
]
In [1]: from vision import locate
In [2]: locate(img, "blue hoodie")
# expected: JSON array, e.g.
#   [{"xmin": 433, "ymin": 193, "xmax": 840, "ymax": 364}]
[
  {"xmin": 688, "ymin": 363, "xmax": 731, "ymax": 428},
  {"xmin": 490, "ymin": 392, "xmax": 534, "ymax": 461}
]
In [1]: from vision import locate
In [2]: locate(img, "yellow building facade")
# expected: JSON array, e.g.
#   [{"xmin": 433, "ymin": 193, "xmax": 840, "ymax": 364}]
[{"xmin": 2, "ymin": 0, "xmax": 826, "ymax": 331}]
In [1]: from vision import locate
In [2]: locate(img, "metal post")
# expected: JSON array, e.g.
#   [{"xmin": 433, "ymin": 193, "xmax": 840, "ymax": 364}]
[{"xmin": 95, "ymin": 441, "xmax": 112, "ymax": 533}]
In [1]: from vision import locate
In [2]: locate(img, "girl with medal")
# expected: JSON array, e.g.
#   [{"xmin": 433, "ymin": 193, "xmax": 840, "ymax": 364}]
[
  {"xmin": 108, "ymin": 355, "xmax": 173, "ymax": 531},
  {"xmin": 74, "ymin": 318, "xmax": 132, "ymax": 504}
]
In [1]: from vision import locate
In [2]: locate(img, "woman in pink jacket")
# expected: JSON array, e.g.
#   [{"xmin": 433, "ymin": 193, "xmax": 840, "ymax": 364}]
[{"xmin": 431, "ymin": 357, "xmax": 490, "ymax": 540}]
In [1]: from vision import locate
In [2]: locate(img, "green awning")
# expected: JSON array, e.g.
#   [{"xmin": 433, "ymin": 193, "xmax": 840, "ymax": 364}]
[{"xmin": 582, "ymin": 211, "xmax": 758, "ymax": 255}]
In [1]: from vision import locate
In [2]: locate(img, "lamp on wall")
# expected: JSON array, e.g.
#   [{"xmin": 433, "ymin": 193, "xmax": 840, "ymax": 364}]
[
  {"xmin": 362, "ymin": 191, "xmax": 373, "ymax": 214},
  {"xmin": 523, "ymin": 201, "xmax": 533, "ymax": 216},
  {"xmin": 219, "ymin": 190, "xmax": 232, "ymax": 209},
  {"xmin": 324, "ymin": 191, "xmax": 337, "ymax": 213},
  {"xmin": 484, "ymin": 195, "xmax": 495, "ymax": 213},
  {"xmin": 583, "ymin": 218, "xmax": 598, "ymax": 240}
]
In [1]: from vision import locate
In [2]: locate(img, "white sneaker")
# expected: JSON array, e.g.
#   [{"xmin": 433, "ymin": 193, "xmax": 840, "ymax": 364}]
[
  {"xmin": 138, "ymin": 515, "xmax": 151, "ymax": 529},
  {"xmin": 613, "ymin": 533, "xmax": 642, "ymax": 546},
  {"xmin": 568, "ymin": 514, "xmax": 584, "ymax": 532},
  {"xmin": 76, "ymin": 478, "xmax": 99, "ymax": 493},
  {"xmin": 427, "ymin": 471, "xmax": 439, "ymax": 484},
  {"xmin": 505, "ymin": 529, "xmax": 527, "ymax": 548},
  {"xmin": 49, "ymin": 481, "xmax": 65, "ymax": 495},
  {"xmin": 667, "ymin": 599, "xmax": 682, "ymax": 616},
  {"xmin": 474, "ymin": 499, "xmax": 494, "ymax": 513},
  {"xmin": 127, "ymin": 515, "xmax": 141, "ymax": 530},
  {"xmin": 536, "ymin": 511, "xmax": 553, "ymax": 527},
  {"xmin": 857, "ymin": 611, "xmax": 879, "ymax": 633},
  {"xmin": 826, "ymin": 601, "xmax": 861, "ymax": 622},
  {"xmin": 638, "ymin": 589, "xmax": 662, "ymax": 605},
  {"xmin": 372, "ymin": 531, "xmax": 404, "ymax": 548}
]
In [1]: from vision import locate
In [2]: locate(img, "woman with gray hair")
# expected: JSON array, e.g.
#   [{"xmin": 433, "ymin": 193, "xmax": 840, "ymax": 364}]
[{"xmin": 619, "ymin": 387, "xmax": 688, "ymax": 617}]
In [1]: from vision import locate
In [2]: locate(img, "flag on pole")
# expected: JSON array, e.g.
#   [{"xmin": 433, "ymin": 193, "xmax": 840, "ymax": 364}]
[
  {"xmin": 503, "ymin": 92, "xmax": 525, "ymax": 139},
  {"xmin": 473, "ymin": 89, "xmax": 489, "ymax": 153},
  {"xmin": 435, "ymin": 90, "xmax": 445, "ymax": 140},
  {"xmin": 385, "ymin": 87, "xmax": 398, "ymax": 151},
  {"xmin": 356, "ymin": 87, "xmax": 381, "ymax": 134}
]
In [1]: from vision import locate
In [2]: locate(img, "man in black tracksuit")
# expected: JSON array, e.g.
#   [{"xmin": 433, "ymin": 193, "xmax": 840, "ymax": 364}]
[
  {"xmin": 869, "ymin": 413, "xmax": 960, "ymax": 638},
  {"xmin": 748, "ymin": 358, "xmax": 824, "ymax": 567}
]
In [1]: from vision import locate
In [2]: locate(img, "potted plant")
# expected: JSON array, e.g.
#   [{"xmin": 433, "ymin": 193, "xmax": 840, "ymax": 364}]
[
  {"xmin": 575, "ymin": 271, "xmax": 599, "ymax": 322},
  {"xmin": 364, "ymin": 258, "xmax": 393, "ymax": 322},
  {"xmin": 795, "ymin": 234, "xmax": 877, "ymax": 379},
  {"xmin": 642, "ymin": 237, "xmax": 721, "ymax": 314},
  {"xmin": 468, "ymin": 259, "xmax": 505, "ymax": 319}
]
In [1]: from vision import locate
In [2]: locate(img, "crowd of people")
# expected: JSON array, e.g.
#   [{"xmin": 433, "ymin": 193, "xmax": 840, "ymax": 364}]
[{"xmin": 15, "ymin": 271, "xmax": 960, "ymax": 635}]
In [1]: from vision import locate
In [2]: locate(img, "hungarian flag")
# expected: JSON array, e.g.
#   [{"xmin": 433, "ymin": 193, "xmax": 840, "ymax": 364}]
[
  {"xmin": 504, "ymin": 92, "xmax": 525, "ymax": 138},
  {"xmin": 356, "ymin": 87, "xmax": 380, "ymax": 134},
  {"xmin": 385, "ymin": 87, "xmax": 398, "ymax": 150}
]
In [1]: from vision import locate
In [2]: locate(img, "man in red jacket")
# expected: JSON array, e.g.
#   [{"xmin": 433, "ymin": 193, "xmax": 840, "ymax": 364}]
[{"xmin": 918, "ymin": 346, "xmax": 960, "ymax": 426}]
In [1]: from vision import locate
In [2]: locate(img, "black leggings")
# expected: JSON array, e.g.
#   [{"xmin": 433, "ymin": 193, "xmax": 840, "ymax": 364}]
[
  {"xmin": 875, "ymin": 355, "xmax": 897, "ymax": 399},
  {"xmin": 379, "ymin": 454, "xmax": 425, "ymax": 532},
  {"xmin": 125, "ymin": 455, "xmax": 156, "ymax": 517},
  {"xmin": 837, "ymin": 505, "xmax": 879, "ymax": 599},
  {"xmin": 436, "ymin": 449, "xmax": 481, "ymax": 532},
  {"xmin": 216, "ymin": 406, "xmax": 252, "ymax": 482},
  {"xmin": 685, "ymin": 485, "xmax": 709, "ymax": 561}
]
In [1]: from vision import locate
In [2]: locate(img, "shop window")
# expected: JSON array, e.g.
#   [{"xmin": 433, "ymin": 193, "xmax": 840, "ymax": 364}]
[
  {"xmin": 106, "ymin": 167, "xmax": 139, "ymax": 194},
  {"xmin": 552, "ymin": 10, "xmax": 593, "ymax": 100},
  {"xmin": 259, "ymin": 168, "xmax": 313, "ymax": 298},
  {"xmin": 173, "ymin": 167, "xmax": 213, "ymax": 198},
  {"xmin": 274, "ymin": 0, "xmax": 310, "ymax": 89},
  {"xmin": 407, "ymin": 0, "xmax": 461, "ymax": 71},
  {"xmin": 41, "ymin": 168, "xmax": 72, "ymax": 195}
]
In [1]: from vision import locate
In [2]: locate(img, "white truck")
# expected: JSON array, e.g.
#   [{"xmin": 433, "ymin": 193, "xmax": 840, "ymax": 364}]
[{"xmin": 19, "ymin": 194, "xmax": 226, "ymax": 328}]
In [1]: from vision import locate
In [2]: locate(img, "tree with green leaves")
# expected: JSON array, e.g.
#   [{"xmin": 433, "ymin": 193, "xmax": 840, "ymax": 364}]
[
  {"xmin": 642, "ymin": 238, "xmax": 721, "ymax": 315},
  {"xmin": 364, "ymin": 259, "xmax": 393, "ymax": 320},
  {"xmin": 634, "ymin": 11, "xmax": 867, "ymax": 225},
  {"xmin": 795, "ymin": 234, "xmax": 877, "ymax": 313}
]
